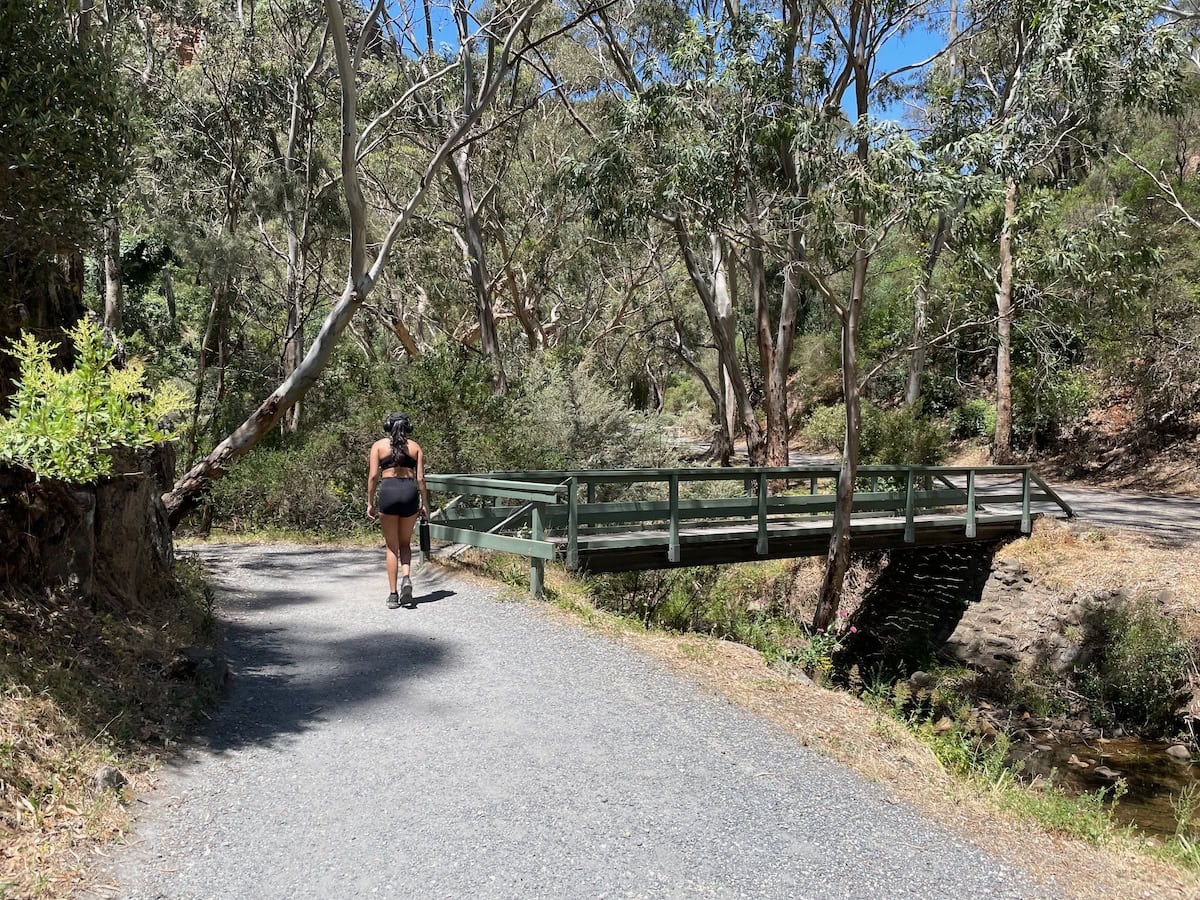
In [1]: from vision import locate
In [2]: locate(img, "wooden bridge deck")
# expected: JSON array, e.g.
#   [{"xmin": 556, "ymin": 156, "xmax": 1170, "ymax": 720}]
[{"xmin": 423, "ymin": 465, "xmax": 1075, "ymax": 596}]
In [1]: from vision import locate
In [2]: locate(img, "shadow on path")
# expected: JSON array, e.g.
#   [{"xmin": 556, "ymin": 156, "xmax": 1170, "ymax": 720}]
[
  {"xmin": 182, "ymin": 545, "xmax": 452, "ymax": 754},
  {"xmin": 204, "ymin": 623, "xmax": 448, "ymax": 753},
  {"xmin": 407, "ymin": 588, "xmax": 454, "ymax": 607}
]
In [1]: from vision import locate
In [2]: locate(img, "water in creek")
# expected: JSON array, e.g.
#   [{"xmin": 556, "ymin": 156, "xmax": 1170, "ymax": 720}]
[{"xmin": 1010, "ymin": 737, "xmax": 1200, "ymax": 836}]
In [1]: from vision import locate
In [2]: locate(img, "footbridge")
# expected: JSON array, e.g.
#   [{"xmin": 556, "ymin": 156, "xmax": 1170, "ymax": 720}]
[{"xmin": 423, "ymin": 465, "xmax": 1075, "ymax": 596}]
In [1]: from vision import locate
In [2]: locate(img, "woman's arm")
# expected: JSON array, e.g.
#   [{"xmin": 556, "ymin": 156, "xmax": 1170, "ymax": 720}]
[
  {"xmin": 416, "ymin": 445, "xmax": 429, "ymax": 517},
  {"xmin": 366, "ymin": 442, "xmax": 380, "ymax": 519}
]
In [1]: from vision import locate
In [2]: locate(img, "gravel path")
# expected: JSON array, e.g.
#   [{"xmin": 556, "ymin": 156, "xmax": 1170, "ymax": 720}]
[{"xmin": 100, "ymin": 544, "xmax": 1051, "ymax": 899}]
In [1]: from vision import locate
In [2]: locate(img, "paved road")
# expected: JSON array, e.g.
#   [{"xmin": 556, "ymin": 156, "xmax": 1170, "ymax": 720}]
[{"xmin": 100, "ymin": 544, "xmax": 1049, "ymax": 899}]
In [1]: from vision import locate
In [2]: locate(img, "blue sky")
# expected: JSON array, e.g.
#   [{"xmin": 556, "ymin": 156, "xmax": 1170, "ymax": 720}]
[{"xmin": 383, "ymin": 0, "xmax": 950, "ymax": 121}]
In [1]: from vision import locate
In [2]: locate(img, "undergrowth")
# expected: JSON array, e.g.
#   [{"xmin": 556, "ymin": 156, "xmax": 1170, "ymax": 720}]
[
  {"xmin": 861, "ymin": 678, "xmax": 1200, "ymax": 871},
  {"xmin": 0, "ymin": 558, "xmax": 217, "ymax": 897}
]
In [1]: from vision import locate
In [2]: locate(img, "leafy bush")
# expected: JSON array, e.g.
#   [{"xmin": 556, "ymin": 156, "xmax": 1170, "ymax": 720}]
[
  {"xmin": 512, "ymin": 352, "xmax": 679, "ymax": 472},
  {"xmin": 0, "ymin": 320, "xmax": 186, "ymax": 482},
  {"xmin": 950, "ymin": 400, "xmax": 997, "ymax": 441},
  {"xmin": 662, "ymin": 374, "xmax": 713, "ymax": 437},
  {"xmin": 800, "ymin": 402, "xmax": 947, "ymax": 464},
  {"xmin": 800, "ymin": 402, "xmax": 852, "ymax": 452},
  {"xmin": 206, "ymin": 430, "xmax": 365, "ymax": 533},
  {"xmin": 1013, "ymin": 367, "xmax": 1093, "ymax": 445},
  {"xmin": 1079, "ymin": 598, "xmax": 1192, "ymax": 736},
  {"xmin": 864, "ymin": 405, "xmax": 947, "ymax": 465}
]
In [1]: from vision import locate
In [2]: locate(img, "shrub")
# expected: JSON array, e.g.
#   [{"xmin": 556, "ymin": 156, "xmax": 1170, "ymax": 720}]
[
  {"xmin": 950, "ymin": 399, "xmax": 997, "ymax": 441},
  {"xmin": 1013, "ymin": 367, "xmax": 1093, "ymax": 446},
  {"xmin": 513, "ymin": 352, "xmax": 678, "ymax": 472},
  {"xmin": 0, "ymin": 320, "xmax": 186, "ymax": 482},
  {"xmin": 800, "ymin": 403, "xmax": 856, "ymax": 452},
  {"xmin": 800, "ymin": 402, "xmax": 947, "ymax": 465},
  {"xmin": 863, "ymin": 405, "xmax": 947, "ymax": 465},
  {"xmin": 1079, "ymin": 598, "xmax": 1192, "ymax": 736}
]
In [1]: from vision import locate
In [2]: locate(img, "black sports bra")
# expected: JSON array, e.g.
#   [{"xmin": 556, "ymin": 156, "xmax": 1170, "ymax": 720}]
[{"xmin": 380, "ymin": 445, "xmax": 418, "ymax": 472}]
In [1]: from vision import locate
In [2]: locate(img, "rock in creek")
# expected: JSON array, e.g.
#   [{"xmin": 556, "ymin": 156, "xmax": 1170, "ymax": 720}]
[{"xmin": 1166, "ymin": 744, "xmax": 1193, "ymax": 761}]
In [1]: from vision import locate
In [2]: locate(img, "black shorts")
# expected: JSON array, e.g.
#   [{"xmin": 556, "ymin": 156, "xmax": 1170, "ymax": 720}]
[{"xmin": 378, "ymin": 476, "xmax": 419, "ymax": 517}]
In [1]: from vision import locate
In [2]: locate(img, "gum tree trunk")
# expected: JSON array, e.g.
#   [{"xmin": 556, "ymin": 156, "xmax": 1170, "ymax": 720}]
[
  {"xmin": 993, "ymin": 177, "xmax": 1018, "ymax": 463},
  {"xmin": 103, "ymin": 212, "xmax": 123, "ymax": 333}
]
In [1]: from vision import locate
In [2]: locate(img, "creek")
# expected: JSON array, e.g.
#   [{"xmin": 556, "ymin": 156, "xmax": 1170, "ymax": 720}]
[{"xmin": 1010, "ymin": 736, "xmax": 1200, "ymax": 836}]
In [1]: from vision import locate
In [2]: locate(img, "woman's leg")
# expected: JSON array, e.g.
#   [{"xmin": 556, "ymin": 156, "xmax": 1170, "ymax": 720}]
[
  {"xmin": 380, "ymin": 514, "xmax": 401, "ymax": 593},
  {"xmin": 397, "ymin": 513, "xmax": 418, "ymax": 577}
]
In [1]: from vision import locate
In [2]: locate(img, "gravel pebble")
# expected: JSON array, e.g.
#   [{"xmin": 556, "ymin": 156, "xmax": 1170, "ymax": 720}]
[{"xmin": 100, "ymin": 544, "xmax": 1054, "ymax": 899}]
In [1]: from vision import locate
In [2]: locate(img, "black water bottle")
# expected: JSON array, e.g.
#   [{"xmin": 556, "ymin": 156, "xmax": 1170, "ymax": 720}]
[{"xmin": 419, "ymin": 513, "xmax": 431, "ymax": 555}]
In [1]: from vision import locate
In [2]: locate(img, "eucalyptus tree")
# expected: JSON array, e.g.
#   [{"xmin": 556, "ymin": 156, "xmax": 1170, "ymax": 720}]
[
  {"xmin": 0, "ymin": 0, "xmax": 126, "ymax": 398},
  {"xmin": 584, "ymin": 0, "xmax": 979, "ymax": 624},
  {"xmin": 163, "ymin": 0, "xmax": 558, "ymax": 522},
  {"xmin": 251, "ymin": 0, "xmax": 340, "ymax": 432},
  {"xmin": 136, "ymin": 6, "xmax": 283, "ymax": 456},
  {"xmin": 952, "ymin": 0, "xmax": 1180, "ymax": 461}
]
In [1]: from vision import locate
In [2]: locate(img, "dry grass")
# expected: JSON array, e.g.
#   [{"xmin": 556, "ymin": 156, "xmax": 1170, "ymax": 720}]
[
  {"xmin": 0, "ymin": 561, "xmax": 216, "ymax": 898},
  {"xmin": 439, "ymin": 548, "xmax": 1200, "ymax": 899},
  {"xmin": 179, "ymin": 527, "xmax": 380, "ymax": 548},
  {"xmin": 1006, "ymin": 520, "xmax": 1200, "ymax": 640}
]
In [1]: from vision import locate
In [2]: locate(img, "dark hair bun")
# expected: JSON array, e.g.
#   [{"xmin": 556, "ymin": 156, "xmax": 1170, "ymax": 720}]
[{"xmin": 382, "ymin": 412, "xmax": 411, "ymax": 435}]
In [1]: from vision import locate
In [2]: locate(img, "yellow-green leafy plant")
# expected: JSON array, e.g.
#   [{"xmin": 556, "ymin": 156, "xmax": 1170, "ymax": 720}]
[{"xmin": 0, "ymin": 320, "xmax": 186, "ymax": 482}]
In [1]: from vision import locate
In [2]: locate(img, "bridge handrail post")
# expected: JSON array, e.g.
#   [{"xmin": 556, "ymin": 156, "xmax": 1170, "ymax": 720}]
[
  {"xmin": 566, "ymin": 477, "xmax": 579, "ymax": 570},
  {"xmin": 757, "ymin": 472, "xmax": 769, "ymax": 555},
  {"xmin": 966, "ymin": 470, "xmax": 977, "ymax": 538},
  {"xmin": 668, "ymin": 474, "xmax": 680, "ymax": 563},
  {"xmin": 1021, "ymin": 468, "xmax": 1032, "ymax": 534},
  {"xmin": 904, "ymin": 467, "xmax": 916, "ymax": 542},
  {"xmin": 530, "ymin": 502, "xmax": 545, "ymax": 598},
  {"xmin": 1029, "ymin": 470, "xmax": 1075, "ymax": 519}
]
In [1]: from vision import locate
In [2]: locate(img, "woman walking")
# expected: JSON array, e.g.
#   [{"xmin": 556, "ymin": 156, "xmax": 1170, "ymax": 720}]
[{"xmin": 366, "ymin": 412, "xmax": 429, "ymax": 608}]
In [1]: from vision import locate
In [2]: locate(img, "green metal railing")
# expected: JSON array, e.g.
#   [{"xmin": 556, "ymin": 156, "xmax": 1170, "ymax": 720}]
[{"xmin": 424, "ymin": 465, "xmax": 1075, "ymax": 596}]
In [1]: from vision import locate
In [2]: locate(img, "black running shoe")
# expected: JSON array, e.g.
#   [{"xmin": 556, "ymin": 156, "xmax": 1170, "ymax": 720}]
[
  {"xmin": 400, "ymin": 576, "xmax": 414, "ymax": 608},
  {"xmin": 387, "ymin": 591, "xmax": 401, "ymax": 609}
]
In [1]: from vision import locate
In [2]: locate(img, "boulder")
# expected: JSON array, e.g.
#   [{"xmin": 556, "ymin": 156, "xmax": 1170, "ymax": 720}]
[{"xmin": 90, "ymin": 765, "xmax": 127, "ymax": 794}]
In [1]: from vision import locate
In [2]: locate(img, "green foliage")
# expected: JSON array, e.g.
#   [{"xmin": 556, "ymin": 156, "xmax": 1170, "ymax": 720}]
[
  {"xmin": 999, "ymin": 778, "xmax": 1128, "ymax": 845},
  {"xmin": 925, "ymin": 725, "xmax": 1013, "ymax": 784},
  {"xmin": 1078, "ymin": 598, "xmax": 1192, "ymax": 736},
  {"xmin": 950, "ymin": 400, "xmax": 998, "ymax": 441},
  {"xmin": 513, "ymin": 352, "xmax": 679, "ymax": 471},
  {"xmin": 800, "ymin": 404, "xmax": 850, "ymax": 453},
  {"xmin": 800, "ymin": 403, "xmax": 947, "ymax": 465},
  {"xmin": 662, "ymin": 374, "xmax": 712, "ymax": 436},
  {"xmin": 206, "ymin": 346, "xmax": 679, "ymax": 533},
  {"xmin": 0, "ymin": 0, "xmax": 127, "ymax": 264},
  {"xmin": 1013, "ymin": 367, "xmax": 1094, "ymax": 444},
  {"xmin": 0, "ymin": 321, "xmax": 185, "ymax": 482},
  {"xmin": 586, "ymin": 561, "xmax": 809, "ymax": 660},
  {"xmin": 865, "ymin": 405, "xmax": 948, "ymax": 465}
]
